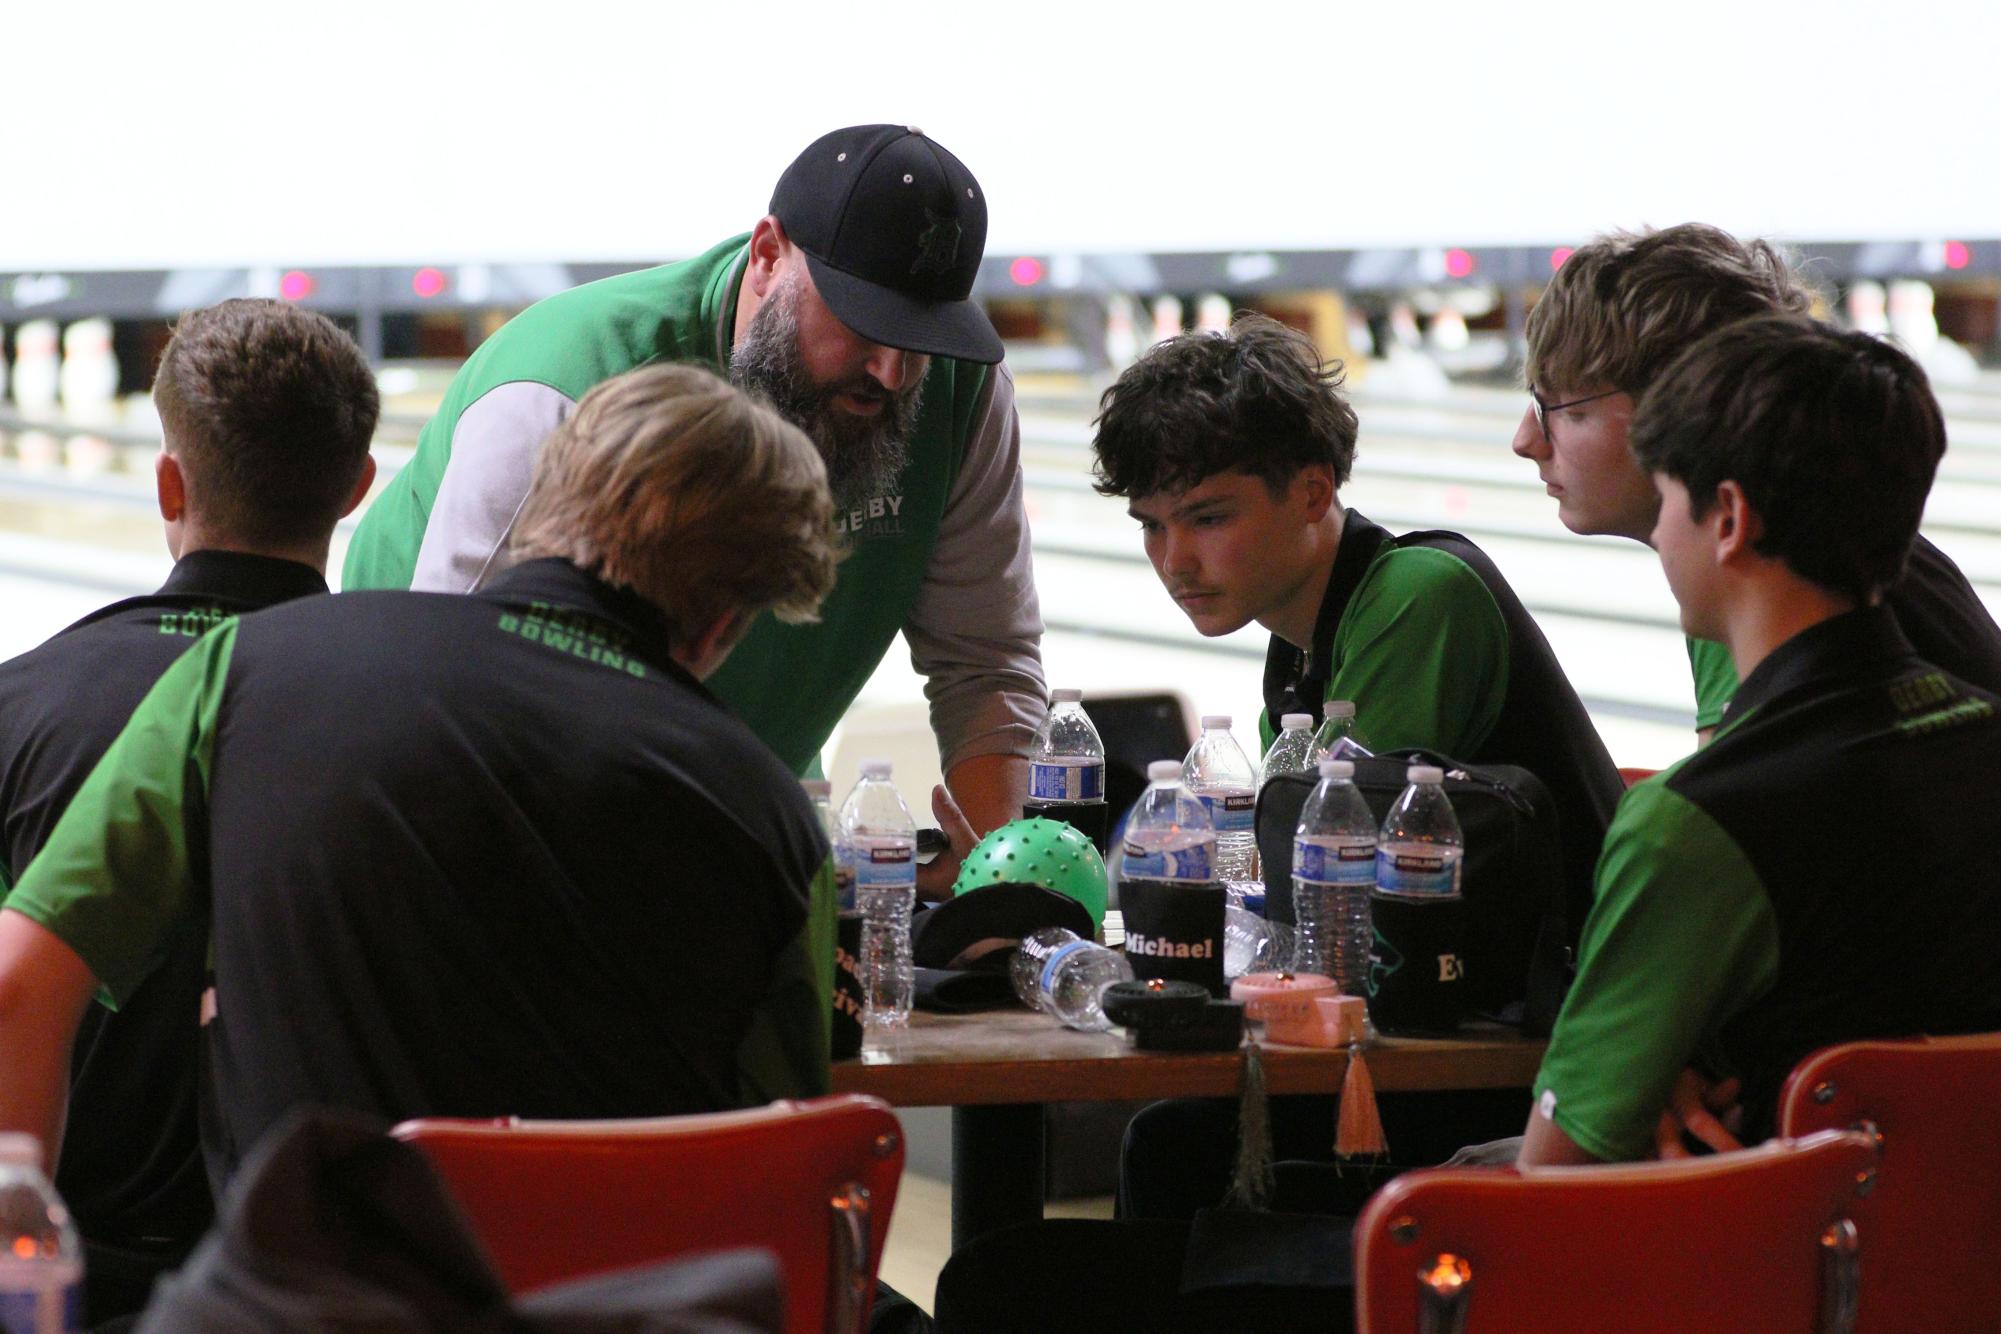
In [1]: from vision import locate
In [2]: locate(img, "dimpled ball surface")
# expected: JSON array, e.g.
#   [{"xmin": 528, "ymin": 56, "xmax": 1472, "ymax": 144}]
[{"xmin": 951, "ymin": 817, "xmax": 1108, "ymax": 926}]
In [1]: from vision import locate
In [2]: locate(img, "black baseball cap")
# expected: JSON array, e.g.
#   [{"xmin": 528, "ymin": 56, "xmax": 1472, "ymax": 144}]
[
  {"xmin": 769, "ymin": 124, "xmax": 1004, "ymax": 365},
  {"xmin": 911, "ymin": 881, "xmax": 1094, "ymax": 971}
]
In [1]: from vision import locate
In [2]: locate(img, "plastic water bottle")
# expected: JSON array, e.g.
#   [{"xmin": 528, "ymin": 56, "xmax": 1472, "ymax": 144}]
[
  {"xmin": 1259, "ymin": 712, "xmax": 1317, "ymax": 787},
  {"xmin": 1223, "ymin": 905, "xmax": 1293, "ymax": 978},
  {"xmin": 803, "ymin": 779, "xmax": 855, "ymax": 911},
  {"xmin": 1011, "ymin": 927, "xmax": 1133, "ymax": 1031},
  {"xmin": 0, "ymin": 1135, "xmax": 80, "ymax": 1334},
  {"xmin": 1376, "ymin": 764, "xmax": 1464, "ymax": 898},
  {"xmin": 1024, "ymin": 688, "xmax": 1109, "ymax": 851},
  {"xmin": 1293, "ymin": 758, "xmax": 1379, "ymax": 995},
  {"xmin": 838, "ymin": 760, "xmax": 916, "ymax": 1030},
  {"xmin": 1310, "ymin": 700, "xmax": 1373, "ymax": 762},
  {"xmin": 1120, "ymin": 759, "xmax": 1218, "ymax": 888},
  {"xmin": 1182, "ymin": 715, "xmax": 1257, "ymax": 881}
]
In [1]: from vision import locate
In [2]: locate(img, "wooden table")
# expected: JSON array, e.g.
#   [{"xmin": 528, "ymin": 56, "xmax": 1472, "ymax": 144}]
[{"xmin": 833, "ymin": 1010, "xmax": 1545, "ymax": 1246}]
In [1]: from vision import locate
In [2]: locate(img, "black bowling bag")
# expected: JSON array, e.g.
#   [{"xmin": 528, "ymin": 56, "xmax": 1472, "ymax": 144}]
[{"xmin": 1255, "ymin": 751, "xmax": 1571, "ymax": 1036}]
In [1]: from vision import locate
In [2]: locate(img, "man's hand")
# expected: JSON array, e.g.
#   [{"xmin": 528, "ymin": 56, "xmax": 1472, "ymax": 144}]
[
  {"xmin": 1652, "ymin": 1067, "xmax": 1744, "ymax": 1159},
  {"xmin": 916, "ymin": 784, "xmax": 980, "ymax": 901}
]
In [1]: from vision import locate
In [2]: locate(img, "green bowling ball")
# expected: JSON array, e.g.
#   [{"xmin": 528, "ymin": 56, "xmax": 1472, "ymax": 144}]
[{"xmin": 951, "ymin": 817, "xmax": 1108, "ymax": 927}]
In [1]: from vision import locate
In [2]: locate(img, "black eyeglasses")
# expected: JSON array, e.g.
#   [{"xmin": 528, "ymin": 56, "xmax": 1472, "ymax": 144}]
[{"xmin": 1530, "ymin": 386, "xmax": 1623, "ymax": 442}]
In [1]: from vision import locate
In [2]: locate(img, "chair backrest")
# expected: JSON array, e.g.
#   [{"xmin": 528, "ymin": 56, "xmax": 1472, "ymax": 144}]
[
  {"xmin": 392, "ymin": 1094, "xmax": 903, "ymax": 1334},
  {"xmin": 1081, "ymin": 689, "xmax": 1199, "ymax": 828},
  {"xmin": 1353, "ymin": 1130, "xmax": 1878, "ymax": 1334},
  {"xmin": 1778, "ymin": 1032, "xmax": 2001, "ymax": 1333}
]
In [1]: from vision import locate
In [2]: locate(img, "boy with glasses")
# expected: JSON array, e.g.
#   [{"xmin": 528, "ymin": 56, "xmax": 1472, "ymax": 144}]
[{"xmin": 1512, "ymin": 222, "xmax": 2001, "ymax": 736}]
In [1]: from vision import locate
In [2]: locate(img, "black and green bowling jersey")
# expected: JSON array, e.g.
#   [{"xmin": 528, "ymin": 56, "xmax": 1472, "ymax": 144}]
[
  {"xmin": 7, "ymin": 558, "xmax": 834, "ymax": 1183},
  {"xmin": 0, "ymin": 550, "xmax": 326, "ymax": 1258},
  {"xmin": 1686, "ymin": 535, "xmax": 2001, "ymax": 729},
  {"xmin": 1536, "ymin": 607, "xmax": 2001, "ymax": 1161},
  {"xmin": 1263, "ymin": 509, "xmax": 1624, "ymax": 936}
]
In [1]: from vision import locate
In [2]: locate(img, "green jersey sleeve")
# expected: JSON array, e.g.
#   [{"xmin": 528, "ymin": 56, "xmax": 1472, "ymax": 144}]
[
  {"xmin": 733, "ymin": 855, "xmax": 837, "ymax": 1103},
  {"xmin": 1, "ymin": 623, "xmax": 235, "ymax": 1007},
  {"xmin": 1687, "ymin": 637, "xmax": 1739, "ymax": 731},
  {"xmin": 1532, "ymin": 778, "xmax": 1780, "ymax": 1161},
  {"xmin": 1326, "ymin": 545, "xmax": 1509, "ymax": 755}
]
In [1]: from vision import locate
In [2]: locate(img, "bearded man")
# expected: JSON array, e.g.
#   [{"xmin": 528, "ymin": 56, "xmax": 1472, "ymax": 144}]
[{"xmin": 343, "ymin": 126, "xmax": 1045, "ymax": 877}]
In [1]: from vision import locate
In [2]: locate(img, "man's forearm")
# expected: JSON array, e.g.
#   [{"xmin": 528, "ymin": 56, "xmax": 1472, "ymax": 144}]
[
  {"xmin": 1517, "ymin": 1103, "xmax": 1606, "ymax": 1168},
  {"xmin": 0, "ymin": 910, "xmax": 98, "ymax": 1168},
  {"xmin": 945, "ymin": 752, "xmax": 1028, "ymax": 835}
]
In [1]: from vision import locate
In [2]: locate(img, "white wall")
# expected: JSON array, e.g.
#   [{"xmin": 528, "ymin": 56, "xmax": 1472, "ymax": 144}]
[{"xmin": 10, "ymin": 0, "xmax": 2001, "ymax": 268}]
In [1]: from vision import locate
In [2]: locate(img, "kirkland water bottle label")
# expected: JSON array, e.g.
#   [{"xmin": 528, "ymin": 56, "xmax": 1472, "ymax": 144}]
[
  {"xmin": 1375, "ymin": 845, "xmax": 1463, "ymax": 897},
  {"xmin": 852, "ymin": 839, "xmax": 916, "ymax": 890},
  {"xmin": 1122, "ymin": 838, "xmax": 1215, "ymax": 881},
  {"xmin": 1030, "ymin": 759, "xmax": 1104, "ymax": 802},
  {"xmin": 1293, "ymin": 835, "xmax": 1377, "ymax": 884},
  {"xmin": 1198, "ymin": 790, "xmax": 1256, "ymax": 833},
  {"xmin": 1038, "ymin": 938, "xmax": 1095, "ymax": 995}
]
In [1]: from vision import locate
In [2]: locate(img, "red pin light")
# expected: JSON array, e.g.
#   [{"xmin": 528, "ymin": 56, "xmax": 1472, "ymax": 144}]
[
  {"xmin": 1550, "ymin": 246, "xmax": 1575, "ymax": 271},
  {"xmin": 1944, "ymin": 241, "xmax": 1971, "ymax": 270},
  {"xmin": 1009, "ymin": 256, "xmax": 1044, "ymax": 286},
  {"xmin": 1445, "ymin": 248, "xmax": 1475, "ymax": 279},
  {"xmin": 279, "ymin": 271, "xmax": 315, "ymax": 301},
  {"xmin": 412, "ymin": 267, "xmax": 448, "ymax": 298}
]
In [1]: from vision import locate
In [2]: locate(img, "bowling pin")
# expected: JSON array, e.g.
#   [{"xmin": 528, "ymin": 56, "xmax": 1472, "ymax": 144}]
[
  {"xmin": 1888, "ymin": 279, "xmax": 1978, "ymax": 385},
  {"xmin": 60, "ymin": 319, "xmax": 119, "ymax": 425},
  {"xmin": 1105, "ymin": 294, "xmax": 1141, "ymax": 371},
  {"xmin": 1847, "ymin": 281, "xmax": 1889, "ymax": 337},
  {"xmin": 11, "ymin": 320, "xmax": 59, "ymax": 417}
]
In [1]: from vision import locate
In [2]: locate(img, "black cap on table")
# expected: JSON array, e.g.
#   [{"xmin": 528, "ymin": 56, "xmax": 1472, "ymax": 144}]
[{"xmin": 770, "ymin": 124, "xmax": 1004, "ymax": 365}]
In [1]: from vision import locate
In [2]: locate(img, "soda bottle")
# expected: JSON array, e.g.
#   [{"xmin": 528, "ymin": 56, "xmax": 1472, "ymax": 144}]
[
  {"xmin": 1181, "ymin": 715, "xmax": 1258, "ymax": 881},
  {"xmin": 1010, "ymin": 927, "xmax": 1133, "ymax": 1031},
  {"xmin": 1309, "ymin": 699, "xmax": 1372, "ymax": 763},
  {"xmin": 0, "ymin": 1135, "xmax": 80, "ymax": 1334},
  {"xmin": 1376, "ymin": 764, "xmax": 1464, "ymax": 897},
  {"xmin": 837, "ymin": 760, "xmax": 916, "ymax": 1030},
  {"xmin": 1293, "ymin": 757, "xmax": 1379, "ymax": 996},
  {"xmin": 1259, "ymin": 712, "xmax": 1317, "ymax": 787},
  {"xmin": 1024, "ymin": 688, "xmax": 1109, "ymax": 852}
]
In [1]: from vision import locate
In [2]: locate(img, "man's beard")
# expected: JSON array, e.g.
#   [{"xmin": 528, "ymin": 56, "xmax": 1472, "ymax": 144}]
[{"xmin": 729, "ymin": 275, "xmax": 924, "ymax": 510}]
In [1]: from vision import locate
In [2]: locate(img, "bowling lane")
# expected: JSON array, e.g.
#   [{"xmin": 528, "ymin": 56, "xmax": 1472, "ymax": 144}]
[
  {"xmin": 0, "ymin": 523, "xmax": 172, "ymax": 660},
  {"xmin": 12, "ymin": 365, "xmax": 2001, "ymax": 788}
]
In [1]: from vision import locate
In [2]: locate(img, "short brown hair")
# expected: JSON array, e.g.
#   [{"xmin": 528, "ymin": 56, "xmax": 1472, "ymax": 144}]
[
  {"xmin": 152, "ymin": 299, "xmax": 379, "ymax": 547},
  {"xmin": 512, "ymin": 364, "xmax": 840, "ymax": 644},
  {"xmin": 1092, "ymin": 313, "xmax": 1358, "ymax": 499},
  {"xmin": 1526, "ymin": 224, "xmax": 1814, "ymax": 397},
  {"xmin": 1632, "ymin": 316, "xmax": 1945, "ymax": 602}
]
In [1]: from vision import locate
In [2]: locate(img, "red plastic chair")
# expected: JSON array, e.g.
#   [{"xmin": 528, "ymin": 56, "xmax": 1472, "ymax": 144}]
[
  {"xmin": 1778, "ymin": 1032, "xmax": 2001, "ymax": 1333},
  {"xmin": 393, "ymin": 1094, "xmax": 903, "ymax": 1334},
  {"xmin": 1353, "ymin": 1130, "xmax": 1878, "ymax": 1333}
]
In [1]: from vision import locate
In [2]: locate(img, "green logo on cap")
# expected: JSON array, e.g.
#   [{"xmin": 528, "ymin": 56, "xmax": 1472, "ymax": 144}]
[{"xmin": 911, "ymin": 207, "xmax": 961, "ymax": 278}]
